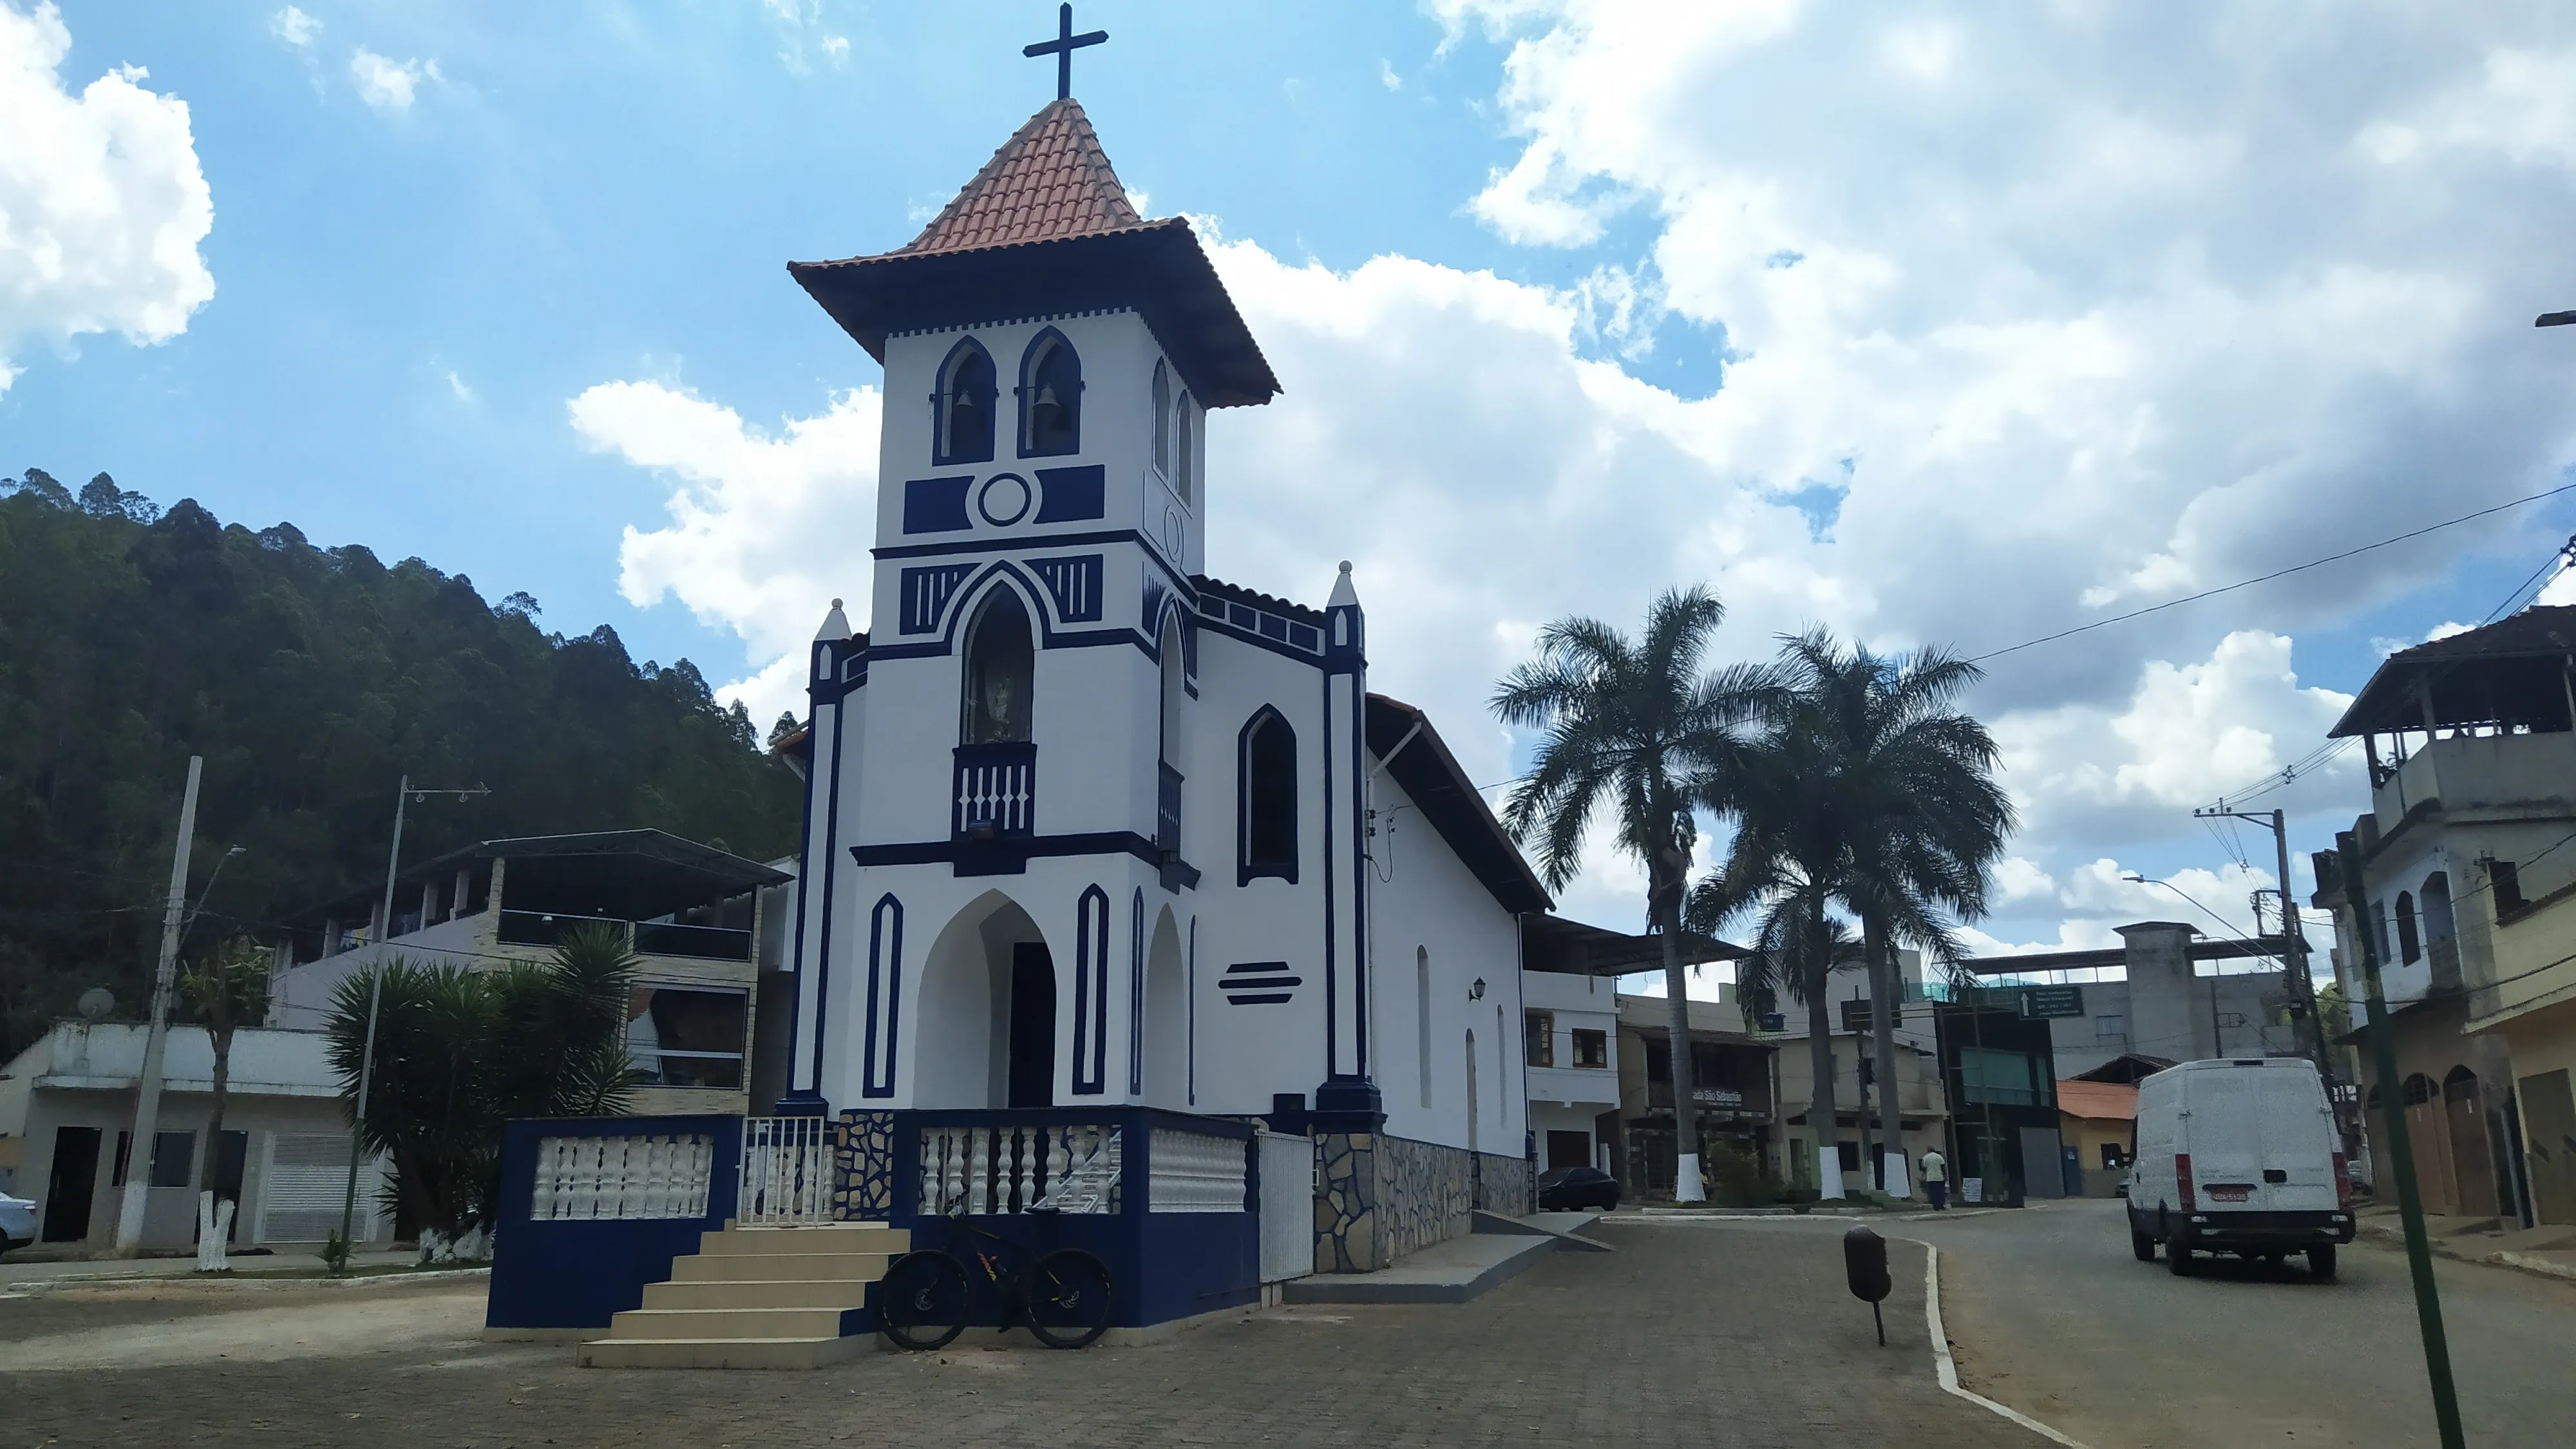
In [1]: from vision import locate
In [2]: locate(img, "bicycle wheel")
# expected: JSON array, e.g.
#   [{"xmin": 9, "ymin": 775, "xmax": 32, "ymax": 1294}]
[
  {"xmin": 878, "ymin": 1249, "xmax": 971, "ymax": 1350},
  {"xmin": 1021, "ymin": 1248, "xmax": 1114, "ymax": 1349}
]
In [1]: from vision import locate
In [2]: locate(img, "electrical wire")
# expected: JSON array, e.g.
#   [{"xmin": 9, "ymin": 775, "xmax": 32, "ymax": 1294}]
[
  {"xmin": 2480, "ymin": 534, "xmax": 2576, "ymax": 625},
  {"xmin": 1965, "ymin": 478, "xmax": 2576, "ymax": 665}
]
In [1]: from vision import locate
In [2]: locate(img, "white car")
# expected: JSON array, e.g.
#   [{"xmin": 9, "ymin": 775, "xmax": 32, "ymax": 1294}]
[
  {"xmin": 2125, "ymin": 1057, "xmax": 2355, "ymax": 1278},
  {"xmin": 0, "ymin": 1190, "xmax": 35, "ymax": 1256}
]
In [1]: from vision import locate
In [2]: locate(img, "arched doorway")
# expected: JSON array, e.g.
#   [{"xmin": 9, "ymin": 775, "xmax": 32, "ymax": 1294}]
[
  {"xmin": 913, "ymin": 892, "xmax": 1056, "ymax": 1108},
  {"xmin": 1141, "ymin": 908, "xmax": 1186, "ymax": 1106},
  {"xmin": 2444, "ymin": 1066, "xmax": 2499, "ymax": 1218},
  {"xmin": 2401, "ymin": 1073, "xmax": 2450, "ymax": 1213}
]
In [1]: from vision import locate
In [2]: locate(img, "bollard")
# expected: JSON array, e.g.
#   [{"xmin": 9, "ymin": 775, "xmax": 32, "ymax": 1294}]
[{"xmin": 1844, "ymin": 1226, "xmax": 1892, "ymax": 1346}]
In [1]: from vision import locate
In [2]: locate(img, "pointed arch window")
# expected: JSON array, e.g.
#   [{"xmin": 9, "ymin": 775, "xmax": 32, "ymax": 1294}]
[
  {"xmin": 1237, "ymin": 706, "xmax": 1296, "ymax": 885},
  {"xmin": 1018, "ymin": 329, "xmax": 1083, "ymax": 457},
  {"xmin": 934, "ymin": 338, "xmax": 997, "ymax": 466},
  {"xmin": 2396, "ymin": 890, "xmax": 2421, "ymax": 964},
  {"xmin": 1150, "ymin": 360, "xmax": 1172, "ymax": 477},
  {"xmin": 961, "ymin": 588, "xmax": 1034, "ymax": 744},
  {"xmin": 1173, "ymin": 390, "xmax": 1196, "ymax": 506}
]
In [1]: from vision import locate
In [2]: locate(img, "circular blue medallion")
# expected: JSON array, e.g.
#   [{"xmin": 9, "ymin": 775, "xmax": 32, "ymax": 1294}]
[{"xmin": 977, "ymin": 473, "xmax": 1032, "ymax": 527}]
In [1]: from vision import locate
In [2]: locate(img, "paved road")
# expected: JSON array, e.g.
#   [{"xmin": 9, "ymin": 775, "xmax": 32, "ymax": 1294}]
[
  {"xmin": 0, "ymin": 1220, "xmax": 2041, "ymax": 1448},
  {"xmin": 1908, "ymin": 1197, "xmax": 2576, "ymax": 1448}
]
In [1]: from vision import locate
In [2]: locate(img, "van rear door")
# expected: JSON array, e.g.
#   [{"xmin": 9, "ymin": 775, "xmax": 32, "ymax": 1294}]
[
  {"xmin": 2183, "ymin": 1070, "xmax": 2260, "ymax": 1208},
  {"xmin": 2253, "ymin": 1066, "xmax": 2337, "ymax": 1211}
]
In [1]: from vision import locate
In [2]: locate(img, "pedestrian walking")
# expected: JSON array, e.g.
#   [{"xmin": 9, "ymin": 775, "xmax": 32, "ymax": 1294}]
[{"xmin": 1920, "ymin": 1147, "xmax": 1949, "ymax": 1210}]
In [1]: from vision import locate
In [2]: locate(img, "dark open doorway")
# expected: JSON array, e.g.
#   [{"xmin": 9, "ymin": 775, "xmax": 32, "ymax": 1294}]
[
  {"xmin": 1008, "ymin": 942, "xmax": 1057, "ymax": 1109},
  {"xmin": 42, "ymin": 1126, "xmax": 100, "ymax": 1242}
]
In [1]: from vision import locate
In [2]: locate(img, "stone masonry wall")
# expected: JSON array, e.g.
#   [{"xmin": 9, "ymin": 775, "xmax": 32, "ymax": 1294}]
[
  {"xmin": 832, "ymin": 1109, "xmax": 896, "ymax": 1221},
  {"xmin": 1314, "ymin": 1131, "xmax": 1531, "ymax": 1273}
]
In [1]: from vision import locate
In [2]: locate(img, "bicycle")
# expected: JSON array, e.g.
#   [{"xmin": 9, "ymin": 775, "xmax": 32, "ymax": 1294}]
[{"xmin": 877, "ymin": 1208, "xmax": 1115, "ymax": 1350}]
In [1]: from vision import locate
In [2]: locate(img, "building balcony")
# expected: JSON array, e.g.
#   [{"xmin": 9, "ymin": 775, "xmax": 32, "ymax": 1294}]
[
  {"xmin": 953, "ymin": 741, "xmax": 1037, "ymax": 842},
  {"xmin": 1157, "ymin": 761, "xmax": 1182, "ymax": 857},
  {"xmin": 496, "ymin": 909, "xmax": 753, "ymax": 962}
]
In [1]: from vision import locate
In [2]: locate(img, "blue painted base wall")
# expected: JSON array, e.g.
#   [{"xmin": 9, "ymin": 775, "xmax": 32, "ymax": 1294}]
[{"xmin": 484, "ymin": 1115, "xmax": 743, "ymax": 1332}]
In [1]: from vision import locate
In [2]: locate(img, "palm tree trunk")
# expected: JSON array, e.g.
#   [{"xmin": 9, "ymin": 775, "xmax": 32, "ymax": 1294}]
[
  {"xmin": 1864, "ymin": 913, "xmax": 1905, "ymax": 1197},
  {"xmin": 196, "ymin": 1018, "xmax": 234, "ymax": 1270},
  {"xmin": 1808, "ymin": 898, "xmax": 1842, "ymax": 1199},
  {"xmin": 1655, "ymin": 863, "xmax": 1705, "ymax": 1202}
]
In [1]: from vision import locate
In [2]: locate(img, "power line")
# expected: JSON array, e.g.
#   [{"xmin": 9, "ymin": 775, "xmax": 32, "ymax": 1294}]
[
  {"xmin": 1967, "ymin": 478, "xmax": 2576, "ymax": 665},
  {"xmin": 2480, "ymin": 533, "xmax": 2575, "ymax": 625}
]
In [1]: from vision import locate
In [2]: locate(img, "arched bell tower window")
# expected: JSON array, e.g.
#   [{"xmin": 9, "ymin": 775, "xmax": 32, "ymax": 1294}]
[
  {"xmin": 1237, "ymin": 706, "xmax": 1296, "ymax": 885},
  {"xmin": 2396, "ymin": 891, "xmax": 2420, "ymax": 964},
  {"xmin": 1150, "ymin": 360, "xmax": 1172, "ymax": 477},
  {"xmin": 1018, "ymin": 328, "xmax": 1083, "ymax": 458},
  {"xmin": 1173, "ymin": 390, "xmax": 1196, "ymax": 506},
  {"xmin": 961, "ymin": 587, "xmax": 1034, "ymax": 744},
  {"xmin": 934, "ymin": 338, "xmax": 996, "ymax": 466}
]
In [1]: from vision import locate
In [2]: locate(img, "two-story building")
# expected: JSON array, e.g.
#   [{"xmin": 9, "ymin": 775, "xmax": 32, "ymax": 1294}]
[
  {"xmin": 269, "ymin": 829, "xmax": 790, "ymax": 1119},
  {"xmin": 1520, "ymin": 971, "xmax": 1620, "ymax": 1175},
  {"xmin": 2310, "ymin": 606, "xmax": 2575, "ymax": 1223},
  {"xmin": 1747, "ymin": 950, "xmax": 1952, "ymax": 1197}
]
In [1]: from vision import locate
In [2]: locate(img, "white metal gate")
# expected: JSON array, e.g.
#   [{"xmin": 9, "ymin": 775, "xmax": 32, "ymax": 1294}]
[
  {"xmin": 738, "ymin": 1116, "xmax": 833, "ymax": 1226},
  {"xmin": 1256, "ymin": 1130, "xmax": 1313, "ymax": 1283}
]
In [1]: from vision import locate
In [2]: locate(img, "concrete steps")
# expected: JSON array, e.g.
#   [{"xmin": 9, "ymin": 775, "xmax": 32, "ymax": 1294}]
[{"xmin": 578, "ymin": 1222, "xmax": 907, "ymax": 1370}]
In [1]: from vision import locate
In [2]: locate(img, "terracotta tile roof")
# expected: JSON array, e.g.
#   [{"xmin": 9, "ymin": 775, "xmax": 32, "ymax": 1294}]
[
  {"xmin": 902, "ymin": 97, "xmax": 1149, "ymax": 257},
  {"xmin": 2057, "ymin": 1079, "xmax": 2140, "ymax": 1122}
]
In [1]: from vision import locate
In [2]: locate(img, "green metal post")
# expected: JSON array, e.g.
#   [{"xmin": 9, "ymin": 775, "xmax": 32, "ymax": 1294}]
[{"xmin": 2336, "ymin": 832, "xmax": 2465, "ymax": 1449}]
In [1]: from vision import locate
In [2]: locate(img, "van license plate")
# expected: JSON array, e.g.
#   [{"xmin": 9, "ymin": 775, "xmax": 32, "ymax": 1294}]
[{"xmin": 2206, "ymin": 1186, "xmax": 2251, "ymax": 1202}]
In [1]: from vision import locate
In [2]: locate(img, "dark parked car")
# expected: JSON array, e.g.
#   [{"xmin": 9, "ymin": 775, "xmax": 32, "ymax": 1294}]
[{"xmin": 1537, "ymin": 1166, "xmax": 1619, "ymax": 1212}]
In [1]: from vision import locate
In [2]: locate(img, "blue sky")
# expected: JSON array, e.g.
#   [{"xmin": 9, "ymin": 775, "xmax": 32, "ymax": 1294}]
[{"xmin": 12, "ymin": 1, "xmax": 2576, "ymax": 959}]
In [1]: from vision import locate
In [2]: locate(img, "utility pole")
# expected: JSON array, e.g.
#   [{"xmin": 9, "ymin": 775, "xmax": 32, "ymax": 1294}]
[
  {"xmin": 114, "ymin": 756, "xmax": 202, "ymax": 1255},
  {"xmin": 334, "ymin": 775, "xmax": 486, "ymax": 1267},
  {"xmin": 2336, "ymin": 831, "xmax": 2465, "ymax": 1449},
  {"xmin": 2197, "ymin": 806, "xmax": 2335, "ymax": 1086}
]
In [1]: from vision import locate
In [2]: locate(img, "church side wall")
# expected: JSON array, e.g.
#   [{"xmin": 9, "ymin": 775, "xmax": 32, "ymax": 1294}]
[
  {"xmin": 1365, "ymin": 770, "xmax": 1530, "ymax": 1157},
  {"xmin": 1179, "ymin": 627, "xmax": 1332, "ymax": 1115}
]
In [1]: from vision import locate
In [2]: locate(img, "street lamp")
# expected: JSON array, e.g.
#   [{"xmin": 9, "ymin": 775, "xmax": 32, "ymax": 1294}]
[
  {"xmin": 177, "ymin": 845, "xmax": 247, "ymax": 952},
  {"xmin": 2539, "ymin": 311, "xmax": 2576, "ymax": 327},
  {"xmin": 335, "ymin": 776, "xmax": 488, "ymax": 1267}
]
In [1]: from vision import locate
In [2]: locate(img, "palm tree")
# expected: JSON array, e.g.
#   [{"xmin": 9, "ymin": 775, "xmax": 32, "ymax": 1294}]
[
  {"xmin": 327, "ymin": 923, "xmax": 638, "ymax": 1258},
  {"xmin": 1725, "ymin": 910, "xmax": 1866, "ymax": 1193},
  {"xmin": 178, "ymin": 936, "xmax": 272, "ymax": 1269},
  {"xmin": 1693, "ymin": 630, "xmax": 2011, "ymax": 1198},
  {"xmin": 1492, "ymin": 587, "xmax": 1775, "ymax": 1201}
]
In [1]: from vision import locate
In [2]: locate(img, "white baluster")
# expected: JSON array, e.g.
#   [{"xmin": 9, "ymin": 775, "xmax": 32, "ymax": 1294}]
[
  {"xmin": 969, "ymin": 1129, "xmax": 993, "ymax": 1215},
  {"xmin": 1014, "ymin": 1128, "xmax": 1037, "ymax": 1212},
  {"xmin": 920, "ymin": 1129, "xmax": 943, "ymax": 1216},
  {"xmin": 944, "ymin": 1129, "xmax": 967, "ymax": 1215}
]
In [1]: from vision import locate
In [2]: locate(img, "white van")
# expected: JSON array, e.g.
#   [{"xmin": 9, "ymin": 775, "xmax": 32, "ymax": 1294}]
[{"xmin": 2125, "ymin": 1058, "xmax": 2354, "ymax": 1278}]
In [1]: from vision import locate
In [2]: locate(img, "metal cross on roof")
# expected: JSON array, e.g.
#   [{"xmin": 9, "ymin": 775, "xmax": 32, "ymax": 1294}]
[{"xmin": 1023, "ymin": 3, "xmax": 1107, "ymax": 101}]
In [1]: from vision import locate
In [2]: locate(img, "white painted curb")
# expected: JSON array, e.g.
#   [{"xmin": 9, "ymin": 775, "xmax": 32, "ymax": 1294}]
[{"xmin": 1921, "ymin": 1243, "xmax": 2089, "ymax": 1448}]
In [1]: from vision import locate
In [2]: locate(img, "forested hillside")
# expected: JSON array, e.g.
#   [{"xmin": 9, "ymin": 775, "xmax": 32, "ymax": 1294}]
[{"xmin": 0, "ymin": 469, "xmax": 803, "ymax": 1057}]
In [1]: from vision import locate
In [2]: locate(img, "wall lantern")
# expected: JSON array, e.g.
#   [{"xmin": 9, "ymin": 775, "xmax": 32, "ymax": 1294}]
[{"xmin": 1469, "ymin": 978, "xmax": 1486, "ymax": 1000}]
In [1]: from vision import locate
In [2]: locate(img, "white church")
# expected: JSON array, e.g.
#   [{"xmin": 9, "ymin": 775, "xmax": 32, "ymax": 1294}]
[{"xmin": 766, "ymin": 87, "xmax": 1568, "ymax": 1274}]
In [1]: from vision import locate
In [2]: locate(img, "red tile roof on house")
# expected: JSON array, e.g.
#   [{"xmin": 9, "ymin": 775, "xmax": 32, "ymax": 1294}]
[
  {"xmin": 902, "ymin": 98, "xmax": 1150, "ymax": 256},
  {"xmin": 2057, "ymin": 1079, "xmax": 2140, "ymax": 1122}
]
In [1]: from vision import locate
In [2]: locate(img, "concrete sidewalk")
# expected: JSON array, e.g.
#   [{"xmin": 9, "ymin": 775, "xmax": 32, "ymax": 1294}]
[
  {"xmin": 1283, "ymin": 1211, "xmax": 1607, "ymax": 1305},
  {"xmin": 2, "ymin": 1248, "xmax": 422, "ymax": 1291},
  {"xmin": 2353, "ymin": 1204, "xmax": 2576, "ymax": 1282}
]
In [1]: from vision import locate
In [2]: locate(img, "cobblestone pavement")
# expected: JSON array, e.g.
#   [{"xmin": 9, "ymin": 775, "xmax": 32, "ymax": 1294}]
[{"xmin": 1, "ymin": 1220, "xmax": 2036, "ymax": 1448}]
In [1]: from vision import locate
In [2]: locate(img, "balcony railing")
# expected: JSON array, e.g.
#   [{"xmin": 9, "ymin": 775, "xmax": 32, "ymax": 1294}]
[
  {"xmin": 954, "ymin": 742, "xmax": 1037, "ymax": 841},
  {"xmin": 496, "ymin": 909, "xmax": 752, "ymax": 961},
  {"xmin": 1157, "ymin": 762, "xmax": 1182, "ymax": 857}
]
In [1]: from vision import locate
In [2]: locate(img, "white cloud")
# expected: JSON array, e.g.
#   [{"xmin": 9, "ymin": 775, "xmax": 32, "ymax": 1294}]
[
  {"xmin": 444, "ymin": 368, "xmax": 473, "ymax": 404},
  {"xmin": 822, "ymin": 34, "xmax": 849, "ymax": 64},
  {"xmin": 268, "ymin": 6, "xmax": 317, "ymax": 50},
  {"xmin": 585, "ymin": 3, "xmax": 2576, "ymax": 954},
  {"xmin": 350, "ymin": 48, "xmax": 438, "ymax": 111},
  {"xmin": 568, "ymin": 379, "xmax": 882, "ymax": 724},
  {"xmin": 1378, "ymin": 57, "xmax": 1402, "ymax": 91},
  {"xmin": 0, "ymin": 2, "xmax": 214, "ymax": 395}
]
